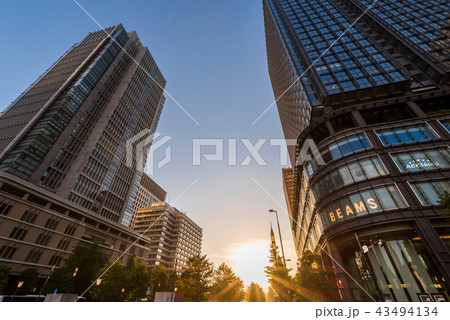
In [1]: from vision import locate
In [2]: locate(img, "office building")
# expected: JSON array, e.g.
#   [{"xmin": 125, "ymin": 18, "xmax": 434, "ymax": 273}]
[
  {"xmin": 134, "ymin": 202, "xmax": 202, "ymax": 271},
  {"xmin": 128, "ymin": 173, "xmax": 167, "ymax": 228},
  {"xmin": 0, "ymin": 24, "xmax": 166, "ymax": 278},
  {"xmin": 265, "ymin": 0, "xmax": 450, "ymax": 301},
  {"xmin": 0, "ymin": 175, "xmax": 153, "ymax": 277}
]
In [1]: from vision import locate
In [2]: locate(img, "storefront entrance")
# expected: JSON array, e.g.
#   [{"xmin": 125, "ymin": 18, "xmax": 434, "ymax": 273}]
[{"xmin": 338, "ymin": 232, "xmax": 449, "ymax": 302}]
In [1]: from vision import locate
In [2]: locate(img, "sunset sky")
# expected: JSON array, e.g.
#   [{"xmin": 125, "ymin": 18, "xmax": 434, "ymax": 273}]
[{"xmin": 0, "ymin": 0, "xmax": 297, "ymax": 288}]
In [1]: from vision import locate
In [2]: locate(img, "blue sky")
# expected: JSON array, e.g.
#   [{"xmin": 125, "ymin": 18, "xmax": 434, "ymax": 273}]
[{"xmin": 0, "ymin": 0, "xmax": 296, "ymax": 287}]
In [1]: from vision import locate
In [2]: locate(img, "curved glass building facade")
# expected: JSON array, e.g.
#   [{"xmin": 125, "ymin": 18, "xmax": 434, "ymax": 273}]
[{"xmin": 265, "ymin": 0, "xmax": 450, "ymax": 301}]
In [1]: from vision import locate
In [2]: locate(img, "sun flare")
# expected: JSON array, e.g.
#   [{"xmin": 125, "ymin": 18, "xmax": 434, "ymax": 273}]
[{"xmin": 229, "ymin": 241, "xmax": 270, "ymax": 289}]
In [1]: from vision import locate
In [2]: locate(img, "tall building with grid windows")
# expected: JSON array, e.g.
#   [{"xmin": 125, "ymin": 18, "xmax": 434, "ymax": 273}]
[
  {"xmin": 134, "ymin": 202, "xmax": 202, "ymax": 271},
  {"xmin": 128, "ymin": 173, "xmax": 167, "ymax": 228},
  {"xmin": 0, "ymin": 24, "xmax": 167, "ymax": 280},
  {"xmin": 0, "ymin": 24, "xmax": 166, "ymax": 226},
  {"xmin": 264, "ymin": 0, "xmax": 450, "ymax": 301}
]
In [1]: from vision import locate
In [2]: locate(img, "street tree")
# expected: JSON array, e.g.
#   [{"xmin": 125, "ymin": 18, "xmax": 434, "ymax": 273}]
[
  {"xmin": 17, "ymin": 267, "xmax": 39, "ymax": 295},
  {"xmin": 264, "ymin": 245, "xmax": 292, "ymax": 302},
  {"xmin": 90, "ymin": 259, "xmax": 129, "ymax": 302},
  {"xmin": 124, "ymin": 257, "xmax": 151, "ymax": 301},
  {"xmin": 177, "ymin": 255, "xmax": 213, "ymax": 302},
  {"xmin": 45, "ymin": 244, "xmax": 102, "ymax": 296},
  {"xmin": 294, "ymin": 250, "xmax": 339, "ymax": 301},
  {"xmin": 0, "ymin": 264, "xmax": 11, "ymax": 294},
  {"xmin": 245, "ymin": 282, "xmax": 266, "ymax": 302},
  {"xmin": 148, "ymin": 264, "xmax": 169, "ymax": 301},
  {"xmin": 266, "ymin": 286, "xmax": 277, "ymax": 302},
  {"xmin": 90, "ymin": 257, "xmax": 152, "ymax": 302},
  {"xmin": 211, "ymin": 263, "xmax": 245, "ymax": 302}
]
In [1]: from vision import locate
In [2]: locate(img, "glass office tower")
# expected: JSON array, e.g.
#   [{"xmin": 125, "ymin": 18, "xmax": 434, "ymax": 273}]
[
  {"xmin": 0, "ymin": 24, "xmax": 165, "ymax": 226},
  {"xmin": 264, "ymin": 0, "xmax": 450, "ymax": 301},
  {"xmin": 0, "ymin": 25, "xmax": 166, "ymax": 279}
]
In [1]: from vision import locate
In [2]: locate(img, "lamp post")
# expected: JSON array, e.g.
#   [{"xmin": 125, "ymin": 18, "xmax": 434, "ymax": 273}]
[
  {"xmin": 36, "ymin": 265, "xmax": 56, "ymax": 302},
  {"xmin": 269, "ymin": 209, "xmax": 287, "ymax": 271},
  {"xmin": 269, "ymin": 209, "xmax": 293, "ymax": 302},
  {"xmin": 171, "ymin": 259, "xmax": 178, "ymax": 302},
  {"xmin": 12, "ymin": 281, "xmax": 24, "ymax": 302}
]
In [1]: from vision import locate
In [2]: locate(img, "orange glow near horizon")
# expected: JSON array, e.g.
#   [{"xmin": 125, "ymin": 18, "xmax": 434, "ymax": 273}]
[{"xmin": 229, "ymin": 241, "xmax": 270, "ymax": 290}]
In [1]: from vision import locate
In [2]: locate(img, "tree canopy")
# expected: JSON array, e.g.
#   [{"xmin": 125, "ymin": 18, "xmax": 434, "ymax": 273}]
[
  {"xmin": 45, "ymin": 244, "xmax": 102, "ymax": 296},
  {"xmin": 293, "ymin": 250, "xmax": 339, "ymax": 301},
  {"xmin": 0, "ymin": 264, "xmax": 11, "ymax": 294},
  {"xmin": 176, "ymin": 255, "xmax": 213, "ymax": 302},
  {"xmin": 245, "ymin": 282, "xmax": 266, "ymax": 302},
  {"xmin": 90, "ymin": 256, "xmax": 152, "ymax": 302},
  {"xmin": 211, "ymin": 262, "xmax": 245, "ymax": 302},
  {"xmin": 264, "ymin": 244, "xmax": 292, "ymax": 301},
  {"xmin": 17, "ymin": 267, "xmax": 39, "ymax": 295}
]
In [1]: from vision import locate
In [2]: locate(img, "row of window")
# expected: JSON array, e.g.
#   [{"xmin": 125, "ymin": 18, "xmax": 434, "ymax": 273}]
[
  {"xmin": 376, "ymin": 123, "xmax": 438, "ymax": 146},
  {"xmin": 310, "ymin": 147, "xmax": 450, "ymax": 201},
  {"xmin": 391, "ymin": 147, "xmax": 450, "ymax": 173},
  {"xmin": 305, "ymin": 121, "xmax": 448, "ymax": 179},
  {"xmin": 319, "ymin": 179, "xmax": 450, "ymax": 229},
  {"xmin": 306, "ymin": 133, "xmax": 371, "ymax": 177},
  {"xmin": 311, "ymin": 156, "xmax": 388, "ymax": 201},
  {"xmin": 410, "ymin": 180, "xmax": 450, "ymax": 206},
  {"xmin": 319, "ymin": 184, "xmax": 408, "ymax": 228}
]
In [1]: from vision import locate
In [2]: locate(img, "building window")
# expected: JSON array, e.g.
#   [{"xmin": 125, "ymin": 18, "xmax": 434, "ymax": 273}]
[
  {"xmin": 0, "ymin": 246, "xmax": 17, "ymax": 259},
  {"xmin": 323, "ymin": 133, "xmax": 371, "ymax": 163},
  {"xmin": 20, "ymin": 210, "xmax": 38, "ymax": 224},
  {"xmin": 0, "ymin": 200, "xmax": 13, "ymax": 216},
  {"xmin": 48, "ymin": 255, "xmax": 63, "ymax": 267},
  {"xmin": 319, "ymin": 184, "xmax": 408, "ymax": 228},
  {"xmin": 56, "ymin": 239, "xmax": 70, "ymax": 251},
  {"xmin": 44, "ymin": 218, "xmax": 59, "ymax": 230},
  {"xmin": 35, "ymin": 233, "xmax": 52, "ymax": 246},
  {"xmin": 410, "ymin": 179, "xmax": 450, "ymax": 206},
  {"xmin": 306, "ymin": 133, "xmax": 371, "ymax": 177},
  {"xmin": 360, "ymin": 104, "xmax": 413, "ymax": 125},
  {"xmin": 312, "ymin": 156, "xmax": 388, "ymax": 201},
  {"xmin": 8, "ymin": 227, "xmax": 28, "ymax": 241},
  {"xmin": 439, "ymin": 119, "xmax": 450, "ymax": 133},
  {"xmin": 391, "ymin": 147, "xmax": 450, "ymax": 172},
  {"xmin": 376, "ymin": 123, "xmax": 438, "ymax": 146},
  {"xmin": 64, "ymin": 225, "xmax": 77, "ymax": 236},
  {"xmin": 25, "ymin": 249, "xmax": 43, "ymax": 264}
]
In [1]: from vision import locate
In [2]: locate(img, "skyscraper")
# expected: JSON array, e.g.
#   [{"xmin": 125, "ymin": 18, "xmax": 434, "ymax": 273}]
[
  {"xmin": 0, "ymin": 24, "xmax": 166, "ymax": 278},
  {"xmin": 0, "ymin": 24, "xmax": 165, "ymax": 226},
  {"xmin": 264, "ymin": 0, "xmax": 450, "ymax": 301}
]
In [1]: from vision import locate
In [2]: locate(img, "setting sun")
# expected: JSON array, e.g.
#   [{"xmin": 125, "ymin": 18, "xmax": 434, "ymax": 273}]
[{"xmin": 229, "ymin": 241, "xmax": 270, "ymax": 289}]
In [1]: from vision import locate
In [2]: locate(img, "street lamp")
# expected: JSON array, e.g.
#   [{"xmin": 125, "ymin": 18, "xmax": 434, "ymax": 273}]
[
  {"xmin": 269, "ymin": 209, "xmax": 293, "ymax": 302},
  {"xmin": 269, "ymin": 209, "xmax": 288, "ymax": 270},
  {"xmin": 96, "ymin": 279, "xmax": 102, "ymax": 286},
  {"xmin": 12, "ymin": 281, "xmax": 24, "ymax": 302}
]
